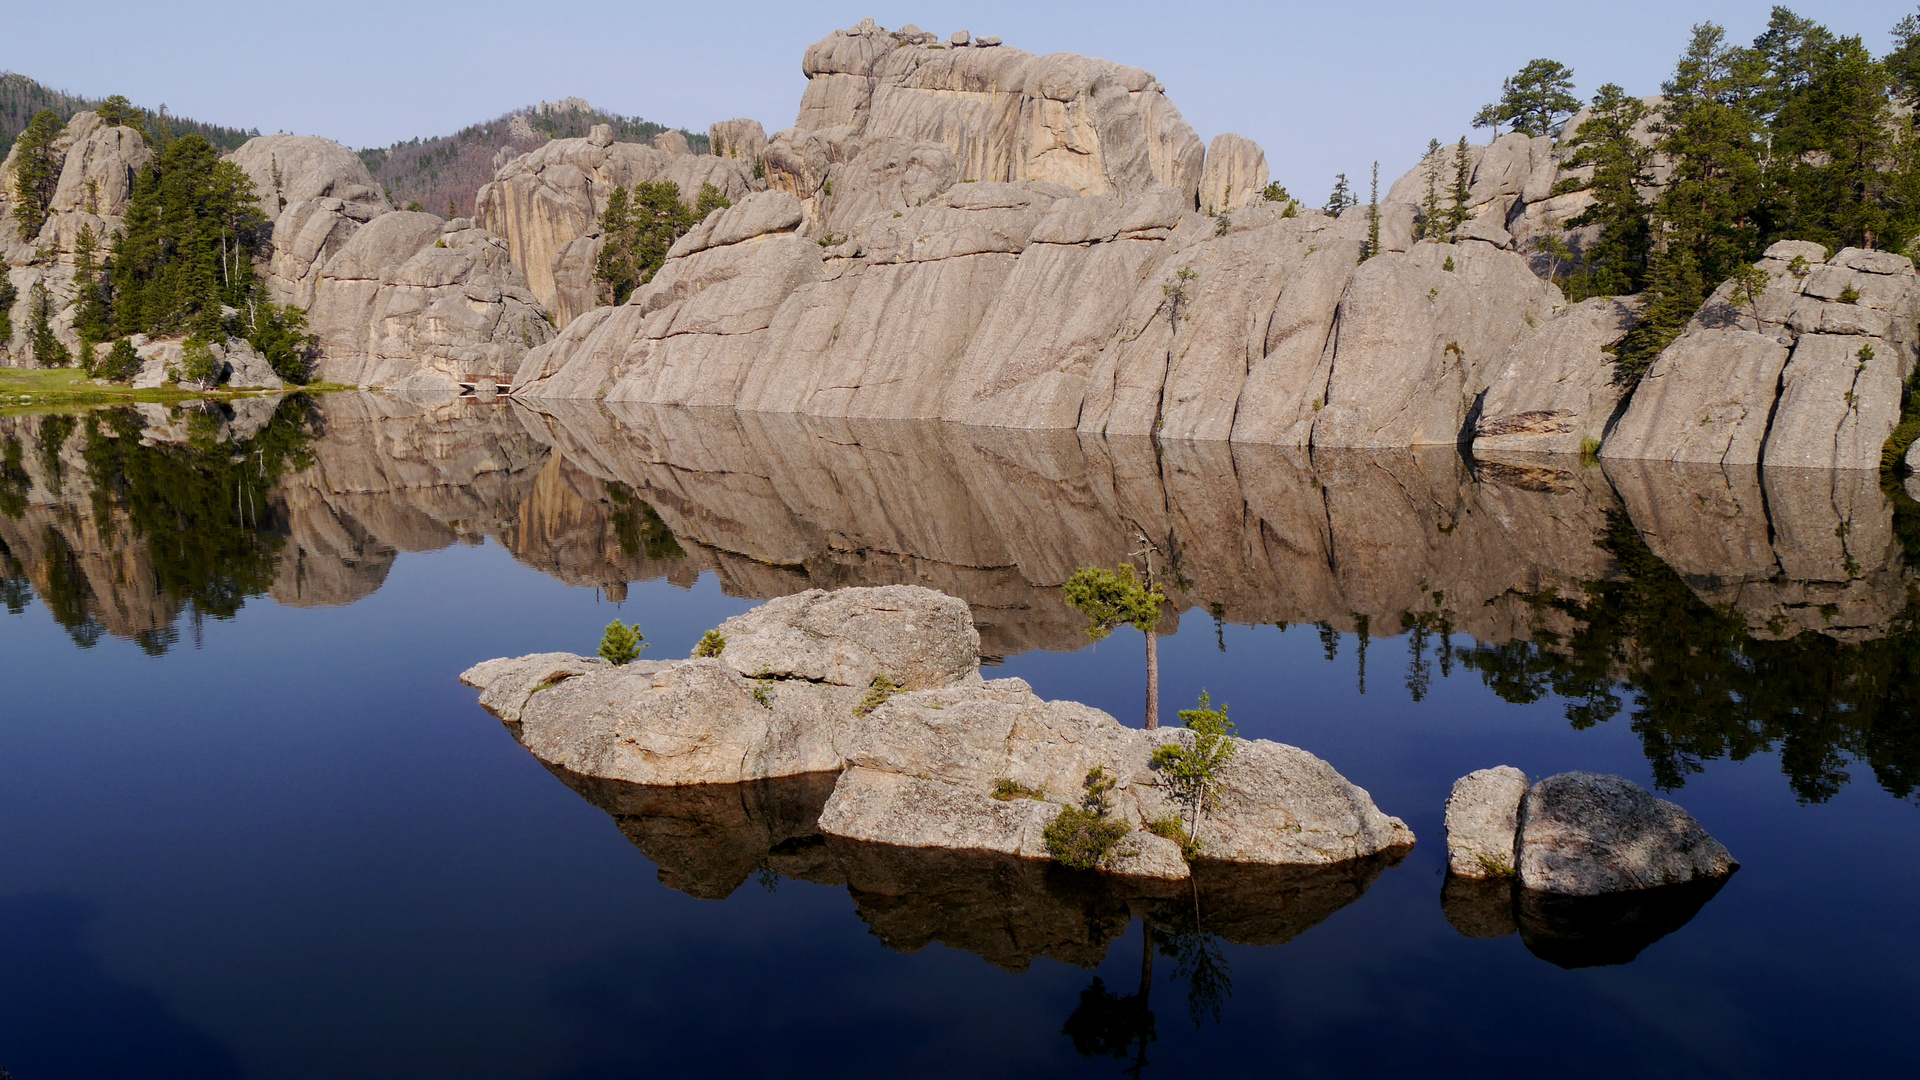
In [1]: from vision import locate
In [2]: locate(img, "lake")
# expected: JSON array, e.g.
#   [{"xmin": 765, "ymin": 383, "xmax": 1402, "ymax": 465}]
[{"xmin": 2, "ymin": 393, "xmax": 1915, "ymax": 1078}]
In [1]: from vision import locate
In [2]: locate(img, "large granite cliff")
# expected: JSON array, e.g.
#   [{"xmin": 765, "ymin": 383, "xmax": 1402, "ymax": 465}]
[{"xmin": 499, "ymin": 21, "xmax": 1920, "ymax": 469}]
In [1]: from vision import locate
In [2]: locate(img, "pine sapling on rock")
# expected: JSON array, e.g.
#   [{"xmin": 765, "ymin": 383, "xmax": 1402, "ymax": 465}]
[{"xmin": 598, "ymin": 620, "xmax": 646, "ymax": 665}]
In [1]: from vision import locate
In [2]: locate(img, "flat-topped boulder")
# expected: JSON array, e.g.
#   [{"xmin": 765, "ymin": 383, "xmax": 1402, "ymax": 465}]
[{"xmin": 461, "ymin": 585, "xmax": 1414, "ymax": 883}]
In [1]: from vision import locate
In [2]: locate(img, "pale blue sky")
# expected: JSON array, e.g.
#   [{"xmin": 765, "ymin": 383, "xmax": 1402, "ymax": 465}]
[{"xmin": 3, "ymin": 1, "xmax": 1913, "ymax": 199}]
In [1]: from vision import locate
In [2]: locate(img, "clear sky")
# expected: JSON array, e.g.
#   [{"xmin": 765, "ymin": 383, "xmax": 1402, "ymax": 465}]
[{"xmin": 3, "ymin": 1, "xmax": 1913, "ymax": 199}]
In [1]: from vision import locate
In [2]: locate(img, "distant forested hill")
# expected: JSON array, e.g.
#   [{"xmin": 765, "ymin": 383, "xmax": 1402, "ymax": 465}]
[
  {"xmin": 0, "ymin": 71, "xmax": 259, "ymax": 156},
  {"xmin": 359, "ymin": 100, "xmax": 711, "ymax": 217}
]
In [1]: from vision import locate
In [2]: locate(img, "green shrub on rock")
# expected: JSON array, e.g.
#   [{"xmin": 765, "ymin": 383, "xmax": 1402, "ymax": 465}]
[
  {"xmin": 693, "ymin": 629, "xmax": 726, "ymax": 657},
  {"xmin": 1044, "ymin": 765, "xmax": 1128, "ymax": 871},
  {"xmin": 598, "ymin": 620, "xmax": 646, "ymax": 665}
]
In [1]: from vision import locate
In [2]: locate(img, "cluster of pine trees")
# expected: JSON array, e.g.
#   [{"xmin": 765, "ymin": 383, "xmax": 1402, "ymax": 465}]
[
  {"xmin": 0, "ymin": 72, "xmax": 256, "ymax": 157},
  {"xmin": 10, "ymin": 105, "xmax": 315, "ymax": 381},
  {"xmin": 1545, "ymin": 8, "xmax": 1920, "ymax": 378},
  {"xmin": 593, "ymin": 181, "xmax": 731, "ymax": 306}
]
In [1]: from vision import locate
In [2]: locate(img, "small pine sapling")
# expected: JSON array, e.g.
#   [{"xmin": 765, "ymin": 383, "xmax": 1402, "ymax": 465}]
[
  {"xmin": 598, "ymin": 620, "xmax": 646, "ymax": 665},
  {"xmin": 1150, "ymin": 691, "xmax": 1239, "ymax": 857},
  {"xmin": 693, "ymin": 629, "xmax": 726, "ymax": 657},
  {"xmin": 1727, "ymin": 262, "xmax": 1772, "ymax": 327}
]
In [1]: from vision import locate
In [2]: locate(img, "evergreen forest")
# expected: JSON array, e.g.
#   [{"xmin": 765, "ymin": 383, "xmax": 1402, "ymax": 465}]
[
  {"xmin": 0, "ymin": 71, "xmax": 257, "ymax": 156},
  {"xmin": 1454, "ymin": 7, "xmax": 1920, "ymax": 379}
]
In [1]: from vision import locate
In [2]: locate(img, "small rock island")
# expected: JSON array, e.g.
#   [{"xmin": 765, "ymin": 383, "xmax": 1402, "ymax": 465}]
[{"xmin": 462, "ymin": 585, "xmax": 1414, "ymax": 882}]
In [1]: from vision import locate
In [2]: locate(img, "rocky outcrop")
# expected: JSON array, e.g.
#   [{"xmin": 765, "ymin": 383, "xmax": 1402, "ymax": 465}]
[
  {"xmin": 1198, "ymin": 133, "xmax": 1268, "ymax": 217},
  {"xmin": 1603, "ymin": 243, "xmax": 1920, "ymax": 469},
  {"xmin": 1444, "ymin": 767, "xmax": 1736, "ymax": 897},
  {"xmin": 1443, "ymin": 766, "xmax": 1529, "ymax": 878},
  {"xmin": 1473, "ymin": 296, "xmax": 1639, "ymax": 455},
  {"xmin": 771, "ymin": 20, "xmax": 1205, "ymax": 214},
  {"xmin": 1516, "ymin": 771, "xmax": 1737, "ymax": 895},
  {"xmin": 1441, "ymin": 767, "xmax": 1737, "ymax": 967},
  {"xmin": 709, "ymin": 119, "xmax": 768, "ymax": 170},
  {"xmin": 1, "ymin": 111, "xmax": 152, "ymax": 364},
  {"xmin": 474, "ymin": 137, "xmax": 754, "ymax": 323},
  {"xmin": 461, "ymin": 584, "xmax": 1414, "ymax": 882},
  {"xmin": 296, "ymin": 213, "xmax": 553, "ymax": 386}
]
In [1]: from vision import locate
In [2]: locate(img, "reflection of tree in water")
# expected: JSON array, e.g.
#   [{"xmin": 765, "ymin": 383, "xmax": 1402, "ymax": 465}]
[
  {"xmin": 1064, "ymin": 902, "xmax": 1236, "ymax": 1074},
  {"xmin": 5, "ymin": 401, "xmax": 317, "ymax": 653},
  {"xmin": 606, "ymin": 480, "xmax": 685, "ymax": 561},
  {"xmin": 1451, "ymin": 509, "xmax": 1920, "ymax": 804}
]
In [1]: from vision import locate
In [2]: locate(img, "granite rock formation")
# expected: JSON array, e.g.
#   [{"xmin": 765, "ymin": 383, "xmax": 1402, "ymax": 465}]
[
  {"xmin": 1, "ymin": 111, "xmax": 153, "ymax": 363},
  {"xmin": 1442, "ymin": 766, "xmax": 1529, "ymax": 879},
  {"xmin": 1604, "ymin": 242, "xmax": 1919, "ymax": 470},
  {"xmin": 474, "ymin": 136, "xmax": 755, "ymax": 324},
  {"xmin": 461, "ymin": 584, "xmax": 1415, "ymax": 882}
]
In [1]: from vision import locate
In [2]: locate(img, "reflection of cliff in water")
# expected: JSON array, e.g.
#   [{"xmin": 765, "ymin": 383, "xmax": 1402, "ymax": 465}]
[
  {"xmin": 5, "ymin": 395, "xmax": 1920, "ymax": 801},
  {"xmin": 549, "ymin": 767, "xmax": 1399, "ymax": 973}
]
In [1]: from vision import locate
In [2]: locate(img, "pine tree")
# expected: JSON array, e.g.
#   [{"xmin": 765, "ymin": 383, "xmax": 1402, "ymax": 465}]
[
  {"xmin": 1557, "ymin": 83, "xmax": 1652, "ymax": 296},
  {"xmin": 1613, "ymin": 241, "xmax": 1702, "ymax": 383},
  {"xmin": 593, "ymin": 181, "xmax": 699, "ymax": 305},
  {"xmin": 11, "ymin": 109, "xmax": 64, "ymax": 241},
  {"xmin": 27, "ymin": 281, "xmax": 70, "ymax": 368},
  {"xmin": 1363, "ymin": 161, "xmax": 1381, "ymax": 261},
  {"xmin": 95, "ymin": 95, "xmax": 146, "ymax": 134},
  {"xmin": 1418, "ymin": 139, "xmax": 1443, "ymax": 240},
  {"xmin": 1652, "ymin": 23, "xmax": 1763, "ymax": 286},
  {"xmin": 1323, "ymin": 173, "xmax": 1354, "ymax": 216},
  {"xmin": 108, "ymin": 134, "xmax": 268, "ymax": 338},
  {"xmin": 72, "ymin": 224, "xmax": 112, "ymax": 365},
  {"xmin": 0, "ymin": 278, "xmax": 15, "ymax": 353},
  {"xmin": 1473, "ymin": 59, "xmax": 1581, "ymax": 137},
  {"xmin": 1447, "ymin": 137, "xmax": 1473, "ymax": 238},
  {"xmin": 598, "ymin": 620, "xmax": 646, "ymax": 665}
]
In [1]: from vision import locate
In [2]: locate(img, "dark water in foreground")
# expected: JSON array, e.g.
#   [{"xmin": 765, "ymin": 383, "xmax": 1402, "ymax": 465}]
[{"xmin": 1, "ymin": 394, "xmax": 1916, "ymax": 1078}]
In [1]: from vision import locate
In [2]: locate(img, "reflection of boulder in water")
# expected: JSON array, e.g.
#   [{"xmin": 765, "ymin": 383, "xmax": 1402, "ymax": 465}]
[
  {"xmin": 542, "ymin": 766, "xmax": 1396, "ymax": 972},
  {"xmin": 830, "ymin": 840, "xmax": 1150, "ymax": 972},
  {"xmin": 548, "ymin": 768, "xmax": 839, "ymax": 900},
  {"xmin": 1516, "ymin": 878, "xmax": 1729, "ymax": 969},
  {"xmin": 1440, "ymin": 874, "xmax": 1518, "ymax": 939}
]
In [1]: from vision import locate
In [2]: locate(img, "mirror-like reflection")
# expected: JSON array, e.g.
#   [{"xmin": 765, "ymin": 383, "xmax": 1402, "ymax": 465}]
[{"xmin": 5, "ymin": 395, "xmax": 1920, "ymax": 803}]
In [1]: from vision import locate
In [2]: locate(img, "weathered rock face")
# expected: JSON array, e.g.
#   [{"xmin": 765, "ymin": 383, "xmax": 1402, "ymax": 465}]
[
  {"xmin": 709, "ymin": 119, "xmax": 768, "ymax": 170},
  {"xmin": 474, "ymin": 137, "xmax": 754, "ymax": 323},
  {"xmin": 1473, "ymin": 297, "xmax": 1639, "ymax": 455},
  {"xmin": 773, "ymin": 22, "xmax": 1204, "ymax": 211},
  {"xmin": 714, "ymin": 585, "xmax": 980, "ymax": 689},
  {"xmin": 2, "ymin": 111, "xmax": 152, "ymax": 364},
  {"xmin": 1515, "ymin": 772, "xmax": 1737, "ymax": 896},
  {"xmin": 1603, "ymin": 243, "xmax": 1920, "ymax": 469},
  {"xmin": 228, "ymin": 135, "xmax": 390, "ymax": 221},
  {"xmin": 461, "ymin": 585, "xmax": 1414, "ymax": 881},
  {"xmin": 296, "ymin": 212, "xmax": 554, "ymax": 386},
  {"xmin": 1443, "ymin": 766, "xmax": 1528, "ymax": 878},
  {"xmin": 1199, "ymin": 133, "xmax": 1268, "ymax": 217}
]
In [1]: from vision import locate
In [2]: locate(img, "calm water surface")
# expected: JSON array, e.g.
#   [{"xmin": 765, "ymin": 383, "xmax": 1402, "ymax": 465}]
[{"xmin": 1, "ymin": 394, "xmax": 1915, "ymax": 1078}]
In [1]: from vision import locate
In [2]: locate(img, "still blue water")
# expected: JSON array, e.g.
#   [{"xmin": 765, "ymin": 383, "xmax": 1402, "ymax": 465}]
[{"xmin": 0, "ymin": 398, "xmax": 1914, "ymax": 1077}]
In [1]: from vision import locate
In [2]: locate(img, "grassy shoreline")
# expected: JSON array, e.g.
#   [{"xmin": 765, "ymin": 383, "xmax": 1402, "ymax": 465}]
[{"xmin": 0, "ymin": 367, "xmax": 352, "ymax": 415}]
